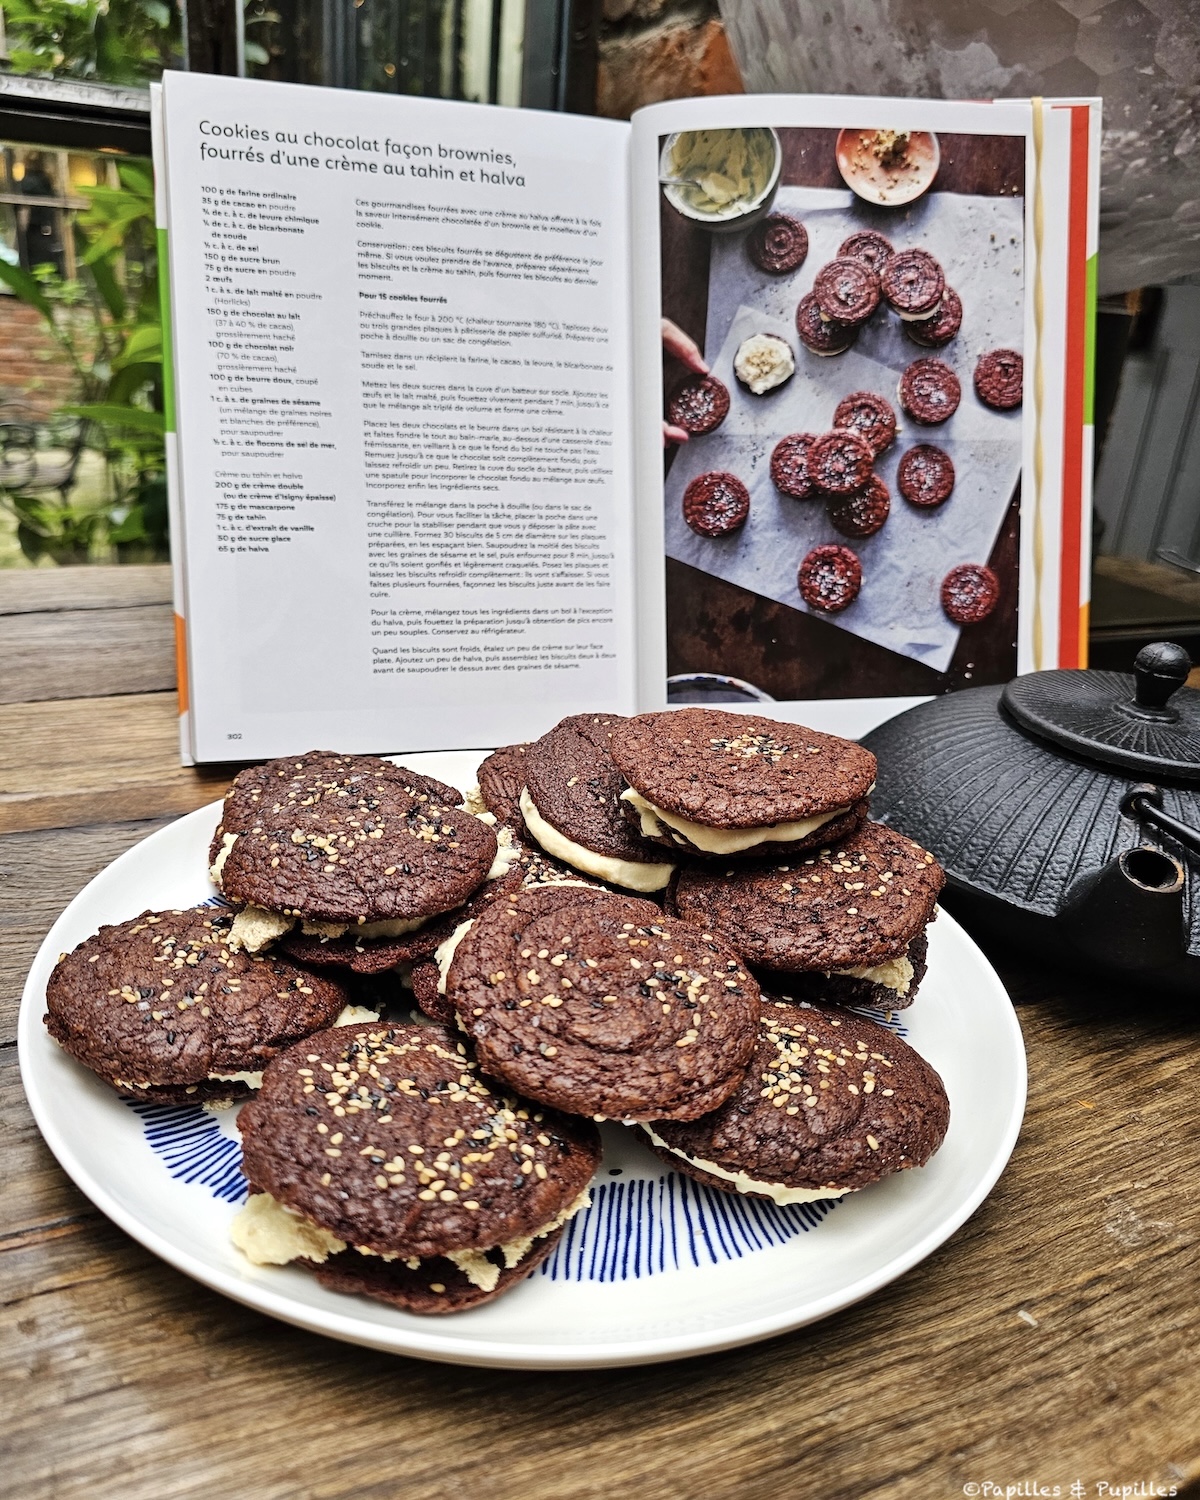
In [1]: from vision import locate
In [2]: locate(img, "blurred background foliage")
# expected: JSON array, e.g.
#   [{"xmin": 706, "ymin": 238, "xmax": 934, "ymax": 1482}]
[
  {"xmin": 2, "ymin": 0, "xmax": 181, "ymax": 84},
  {"xmin": 0, "ymin": 156, "xmax": 168, "ymax": 562}
]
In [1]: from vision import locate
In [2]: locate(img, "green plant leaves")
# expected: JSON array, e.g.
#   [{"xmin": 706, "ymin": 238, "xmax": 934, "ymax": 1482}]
[
  {"xmin": 0, "ymin": 154, "xmax": 169, "ymax": 563},
  {"xmin": 0, "ymin": 261, "xmax": 55, "ymax": 322},
  {"xmin": 66, "ymin": 403, "xmax": 164, "ymax": 433},
  {"xmin": 113, "ymin": 323, "xmax": 162, "ymax": 368}
]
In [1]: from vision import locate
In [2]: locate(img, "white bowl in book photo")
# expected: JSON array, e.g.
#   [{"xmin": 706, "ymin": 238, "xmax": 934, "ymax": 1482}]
[{"xmin": 660, "ymin": 127, "xmax": 783, "ymax": 232}]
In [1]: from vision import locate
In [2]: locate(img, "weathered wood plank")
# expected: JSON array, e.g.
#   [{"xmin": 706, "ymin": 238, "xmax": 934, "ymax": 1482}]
[
  {"xmin": 3, "ymin": 977, "xmax": 1198, "ymax": 1498},
  {"xmin": 0, "ymin": 603, "xmax": 176, "ymax": 704},
  {"xmin": 0, "ymin": 1049, "xmax": 99, "ymax": 1239},
  {"xmin": 0, "ymin": 817, "xmax": 173, "ymax": 1043},
  {"xmin": 0, "ymin": 694, "xmax": 235, "ymax": 834},
  {"xmin": 0, "ymin": 564, "xmax": 173, "ymax": 615}
]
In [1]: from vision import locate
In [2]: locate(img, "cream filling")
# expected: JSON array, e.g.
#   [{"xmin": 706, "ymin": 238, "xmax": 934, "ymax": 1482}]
[
  {"xmin": 464, "ymin": 783, "xmax": 490, "ymax": 817},
  {"xmin": 445, "ymin": 1186, "xmax": 592, "ymax": 1291},
  {"xmin": 485, "ymin": 824, "xmax": 520, "ymax": 881},
  {"xmin": 333, "ymin": 1004, "xmax": 382, "ymax": 1027},
  {"xmin": 209, "ymin": 831, "xmax": 237, "ymax": 886},
  {"xmin": 896, "ymin": 299, "xmax": 943, "ymax": 322},
  {"xmin": 228, "ymin": 906, "xmax": 294, "ymax": 953},
  {"xmin": 734, "ymin": 333, "xmax": 795, "ymax": 395},
  {"xmin": 620, "ymin": 788, "xmax": 845, "ymax": 855},
  {"xmin": 828, "ymin": 951, "xmax": 914, "ymax": 997},
  {"xmin": 231, "ymin": 1192, "xmax": 347, "ymax": 1265},
  {"xmin": 644, "ymin": 1128, "xmax": 852, "ymax": 1205},
  {"xmin": 208, "ymin": 1068, "xmax": 265, "ymax": 1089},
  {"xmin": 519, "ymin": 788, "xmax": 674, "ymax": 892},
  {"xmin": 301, "ymin": 914, "xmax": 428, "ymax": 940},
  {"xmin": 231, "ymin": 1187, "xmax": 592, "ymax": 1287},
  {"xmin": 435, "ymin": 919, "xmax": 476, "ymax": 995}
]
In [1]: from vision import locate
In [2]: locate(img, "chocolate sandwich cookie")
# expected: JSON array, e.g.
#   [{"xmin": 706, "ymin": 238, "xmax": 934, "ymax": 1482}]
[
  {"xmin": 838, "ymin": 230, "xmax": 894, "ymax": 275},
  {"xmin": 898, "ymin": 358, "xmax": 961, "ymax": 425},
  {"xmin": 667, "ymin": 374, "xmax": 730, "ymax": 435},
  {"xmin": 733, "ymin": 333, "xmax": 795, "ymax": 395},
  {"xmin": 296, "ymin": 831, "xmax": 611, "ymax": 997},
  {"xmin": 881, "ymin": 249, "xmax": 945, "ymax": 319},
  {"xmin": 833, "ymin": 391, "xmax": 897, "ymax": 457},
  {"xmin": 941, "ymin": 563, "xmax": 1000, "ymax": 624},
  {"xmin": 795, "ymin": 293, "xmax": 858, "ymax": 357},
  {"xmin": 670, "ymin": 820, "xmax": 944, "ymax": 1010},
  {"xmin": 473, "ymin": 742, "xmax": 531, "ymax": 835},
  {"xmin": 609, "ymin": 707, "xmax": 876, "ymax": 861},
  {"xmin": 521, "ymin": 713, "xmax": 676, "ymax": 892},
  {"xmin": 232, "ymin": 1020, "xmax": 600, "ymax": 1313},
  {"xmin": 974, "ymin": 348, "xmax": 1023, "ymax": 410},
  {"xmin": 813, "ymin": 257, "xmax": 880, "ymax": 326},
  {"xmin": 799, "ymin": 544, "xmax": 862, "ymax": 613},
  {"xmin": 277, "ymin": 833, "xmax": 525, "ymax": 976},
  {"xmin": 642, "ymin": 999, "xmax": 950, "ymax": 1200},
  {"xmin": 747, "ymin": 212, "xmax": 809, "ymax": 274},
  {"xmin": 210, "ymin": 752, "xmax": 497, "ymax": 953},
  {"xmin": 828, "ymin": 474, "xmax": 890, "ymax": 539},
  {"xmin": 45, "ymin": 905, "xmax": 350, "ymax": 1102},
  {"xmin": 809, "ymin": 429, "xmax": 874, "ymax": 496},
  {"xmin": 906, "ymin": 286, "xmax": 962, "ymax": 348},
  {"xmin": 301, "ymin": 1224, "xmax": 568, "ymax": 1314},
  {"xmin": 682, "ymin": 471, "xmax": 750, "ymax": 538},
  {"xmin": 770, "ymin": 433, "xmax": 818, "ymax": 500},
  {"xmin": 897, "ymin": 444, "xmax": 955, "ymax": 508},
  {"xmin": 447, "ymin": 886, "xmax": 760, "ymax": 1122}
]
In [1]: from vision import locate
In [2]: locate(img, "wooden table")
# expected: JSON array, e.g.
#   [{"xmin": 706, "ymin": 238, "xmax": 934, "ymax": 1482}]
[{"xmin": 2, "ymin": 566, "xmax": 1198, "ymax": 1499}]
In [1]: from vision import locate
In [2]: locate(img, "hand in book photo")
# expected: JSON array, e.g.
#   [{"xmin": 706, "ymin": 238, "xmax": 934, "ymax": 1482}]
[{"xmin": 662, "ymin": 317, "xmax": 709, "ymax": 445}]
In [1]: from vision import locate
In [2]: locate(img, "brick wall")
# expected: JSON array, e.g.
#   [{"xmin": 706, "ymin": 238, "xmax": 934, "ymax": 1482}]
[
  {"xmin": 0, "ymin": 297, "xmax": 79, "ymax": 423},
  {"xmin": 597, "ymin": 0, "xmax": 744, "ymax": 120}
]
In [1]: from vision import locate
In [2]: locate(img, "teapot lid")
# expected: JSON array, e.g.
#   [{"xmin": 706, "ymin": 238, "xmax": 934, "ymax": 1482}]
[{"xmin": 1001, "ymin": 642, "xmax": 1200, "ymax": 782}]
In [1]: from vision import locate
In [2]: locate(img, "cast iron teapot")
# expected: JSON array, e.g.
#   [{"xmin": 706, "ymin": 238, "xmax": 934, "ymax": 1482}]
[{"xmin": 861, "ymin": 642, "xmax": 1200, "ymax": 994}]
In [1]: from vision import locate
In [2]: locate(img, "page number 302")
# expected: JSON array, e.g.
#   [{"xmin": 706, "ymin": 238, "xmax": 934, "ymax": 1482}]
[{"xmin": 227, "ymin": 733, "xmax": 242, "ymax": 740}]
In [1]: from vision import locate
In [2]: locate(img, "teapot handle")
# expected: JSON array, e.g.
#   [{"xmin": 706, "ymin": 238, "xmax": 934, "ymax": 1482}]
[{"xmin": 1122, "ymin": 784, "xmax": 1200, "ymax": 860}]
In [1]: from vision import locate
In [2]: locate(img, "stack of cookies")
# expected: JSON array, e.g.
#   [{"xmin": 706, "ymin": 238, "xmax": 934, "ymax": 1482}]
[
  {"xmin": 453, "ymin": 704, "xmax": 949, "ymax": 1214},
  {"xmin": 44, "ymin": 709, "xmax": 951, "ymax": 1318}
]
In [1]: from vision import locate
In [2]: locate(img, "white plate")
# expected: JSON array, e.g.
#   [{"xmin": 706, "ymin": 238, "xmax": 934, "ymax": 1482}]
[{"xmin": 19, "ymin": 750, "xmax": 1026, "ymax": 1369}]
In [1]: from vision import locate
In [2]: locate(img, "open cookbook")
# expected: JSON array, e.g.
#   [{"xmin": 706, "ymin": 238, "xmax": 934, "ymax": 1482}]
[{"xmin": 152, "ymin": 74, "xmax": 1099, "ymax": 763}]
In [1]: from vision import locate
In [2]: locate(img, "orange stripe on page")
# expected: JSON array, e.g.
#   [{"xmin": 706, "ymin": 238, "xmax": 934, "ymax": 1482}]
[
  {"xmin": 1057, "ymin": 104, "xmax": 1090, "ymax": 668},
  {"xmin": 174, "ymin": 612, "xmax": 189, "ymax": 714}
]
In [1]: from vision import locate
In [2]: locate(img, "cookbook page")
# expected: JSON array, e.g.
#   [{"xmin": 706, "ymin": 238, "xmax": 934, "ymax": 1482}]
[
  {"xmin": 629, "ymin": 93, "xmax": 1093, "ymax": 739},
  {"xmin": 160, "ymin": 73, "xmax": 636, "ymax": 762}
]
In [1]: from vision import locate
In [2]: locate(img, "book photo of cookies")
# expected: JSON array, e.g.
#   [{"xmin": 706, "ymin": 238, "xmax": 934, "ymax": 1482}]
[{"xmin": 659, "ymin": 120, "xmax": 1026, "ymax": 709}]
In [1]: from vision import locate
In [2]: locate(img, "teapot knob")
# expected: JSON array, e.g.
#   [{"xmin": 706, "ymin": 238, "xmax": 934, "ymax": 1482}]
[{"xmin": 1132, "ymin": 642, "xmax": 1192, "ymax": 714}]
